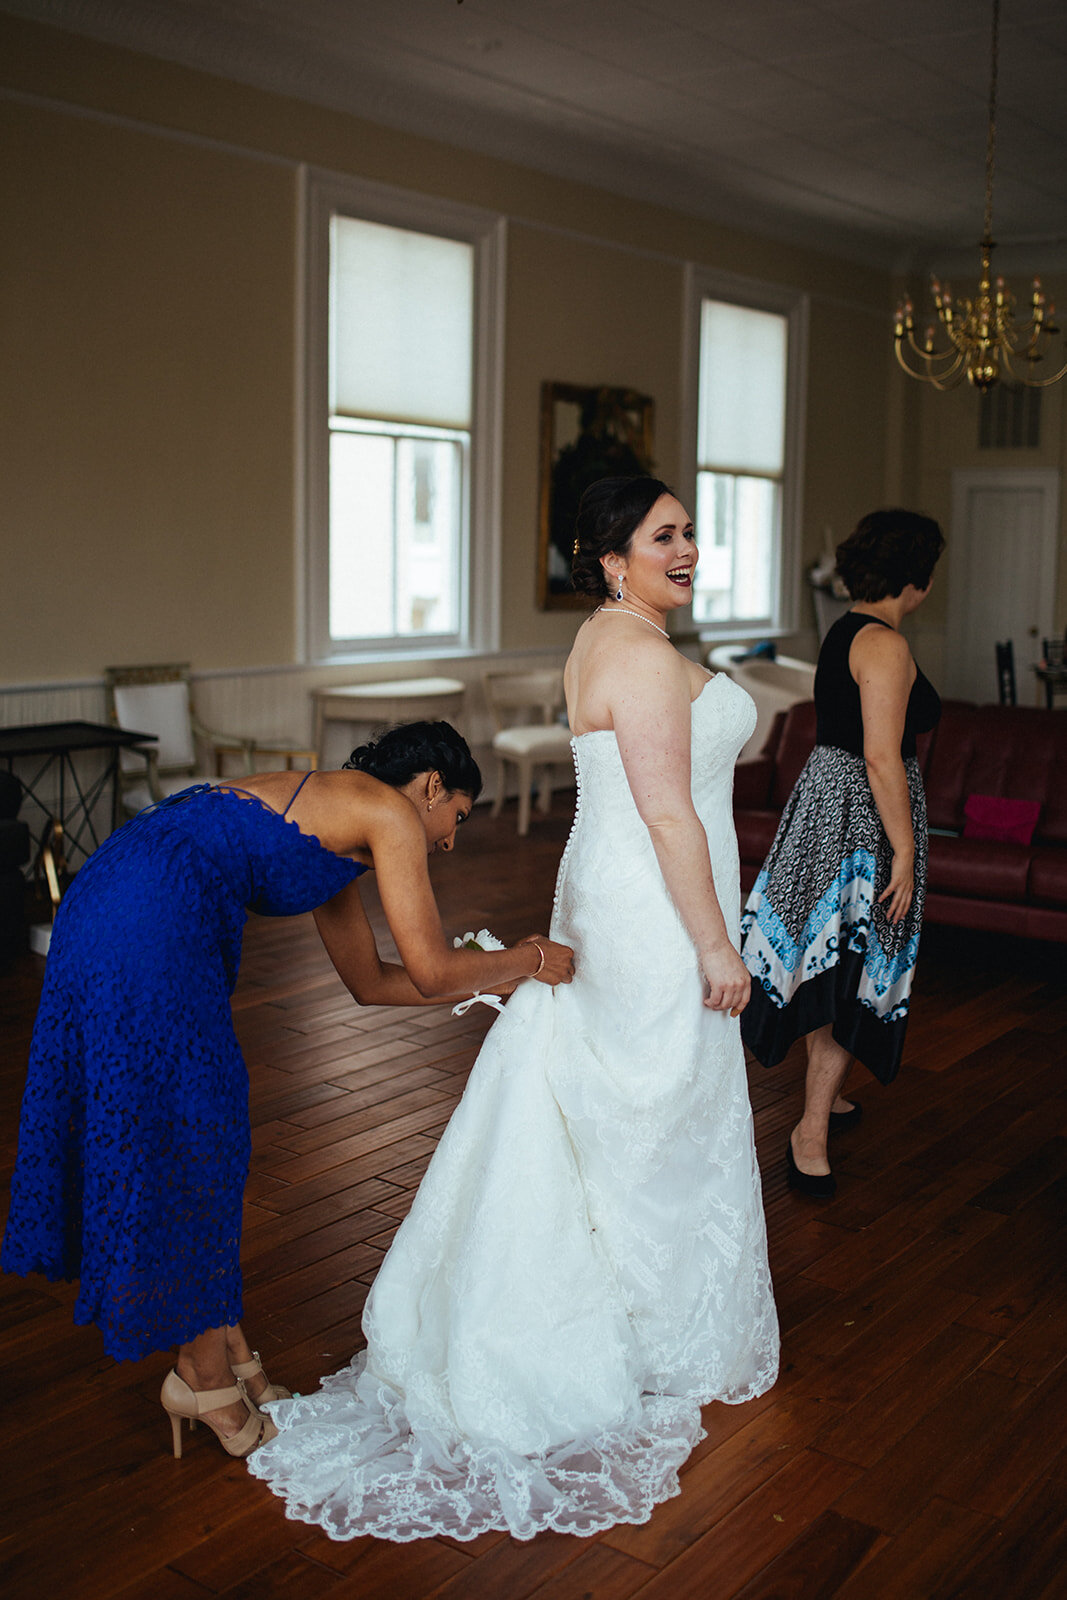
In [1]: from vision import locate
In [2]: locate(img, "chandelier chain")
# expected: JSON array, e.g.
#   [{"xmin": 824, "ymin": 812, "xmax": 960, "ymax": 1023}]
[{"xmin": 983, "ymin": 0, "xmax": 998, "ymax": 244}]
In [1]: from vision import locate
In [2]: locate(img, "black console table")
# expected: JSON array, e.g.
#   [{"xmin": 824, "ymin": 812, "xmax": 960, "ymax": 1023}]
[{"xmin": 0, "ymin": 720, "xmax": 157, "ymax": 865}]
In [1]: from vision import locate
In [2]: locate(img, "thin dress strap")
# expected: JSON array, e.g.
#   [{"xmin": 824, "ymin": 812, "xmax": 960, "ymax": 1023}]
[
  {"xmin": 281, "ymin": 770, "xmax": 315, "ymax": 816},
  {"xmin": 219, "ymin": 772, "xmax": 315, "ymax": 817}
]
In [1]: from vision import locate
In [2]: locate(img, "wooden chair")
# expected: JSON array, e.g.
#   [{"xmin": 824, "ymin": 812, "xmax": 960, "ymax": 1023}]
[
  {"xmin": 482, "ymin": 669, "xmax": 574, "ymax": 836},
  {"xmin": 995, "ymin": 640, "xmax": 1016, "ymax": 706},
  {"xmin": 105, "ymin": 663, "xmax": 315, "ymax": 817}
]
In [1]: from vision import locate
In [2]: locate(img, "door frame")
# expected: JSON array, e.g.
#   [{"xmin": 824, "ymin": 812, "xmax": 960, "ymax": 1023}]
[{"xmin": 946, "ymin": 468, "xmax": 1061, "ymax": 701}]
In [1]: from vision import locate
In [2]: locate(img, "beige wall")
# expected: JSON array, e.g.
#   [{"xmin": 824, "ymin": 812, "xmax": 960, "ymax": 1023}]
[
  {"xmin": 2, "ymin": 95, "xmax": 297, "ymax": 676},
  {"xmin": 0, "ymin": 13, "xmax": 905, "ymax": 687},
  {"xmin": 501, "ymin": 225, "xmax": 685, "ymax": 653},
  {"xmin": 803, "ymin": 295, "xmax": 894, "ymax": 570}
]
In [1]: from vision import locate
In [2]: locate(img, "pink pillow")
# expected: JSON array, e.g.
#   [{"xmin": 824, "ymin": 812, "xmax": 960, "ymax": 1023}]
[{"xmin": 962, "ymin": 793, "xmax": 1041, "ymax": 845}]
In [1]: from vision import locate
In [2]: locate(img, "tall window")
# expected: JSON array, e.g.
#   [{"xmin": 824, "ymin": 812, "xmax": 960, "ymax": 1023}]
[
  {"xmin": 687, "ymin": 275, "xmax": 806, "ymax": 633},
  {"xmin": 304, "ymin": 174, "xmax": 503, "ymax": 660},
  {"xmin": 330, "ymin": 218, "xmax": 471, "ymax": 643}
]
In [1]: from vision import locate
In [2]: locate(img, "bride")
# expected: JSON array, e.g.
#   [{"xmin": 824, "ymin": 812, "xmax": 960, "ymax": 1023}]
[{"xmin": 250, "ymin": 476, "xmax": 779, "ymax": 1540}]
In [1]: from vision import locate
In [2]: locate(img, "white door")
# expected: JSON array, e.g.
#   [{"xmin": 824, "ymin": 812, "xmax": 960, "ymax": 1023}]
[{"xmin": 945, "ymin": 470, "xmax": 1060, "ymax": 703}]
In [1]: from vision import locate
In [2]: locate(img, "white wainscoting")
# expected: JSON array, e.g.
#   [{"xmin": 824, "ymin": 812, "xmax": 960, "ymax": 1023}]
[{"xmin": 0, "ymin": 650, "xmax": 572, "ymax": 856}]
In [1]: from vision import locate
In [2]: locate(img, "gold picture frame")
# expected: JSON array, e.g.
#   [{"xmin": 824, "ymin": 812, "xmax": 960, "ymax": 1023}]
[{"xmin": 537, "ymin": 382, "xmax": 655, "ymax": 610}]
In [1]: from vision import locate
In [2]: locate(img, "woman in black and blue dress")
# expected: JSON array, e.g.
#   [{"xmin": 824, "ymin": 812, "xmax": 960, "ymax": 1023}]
[
  {"xmin": 740, "ymin": 510, "xmax": 944, "ymax": 1198},
  {"xmin": 1, "ymin": 722, "xmax": 572, "ymax": 1457}
]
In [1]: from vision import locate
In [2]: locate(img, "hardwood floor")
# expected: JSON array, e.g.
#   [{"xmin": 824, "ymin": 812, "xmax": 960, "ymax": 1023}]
[{"xmin": 1, "ymin": 801, "xmax": 1065, "ymax": 1600}]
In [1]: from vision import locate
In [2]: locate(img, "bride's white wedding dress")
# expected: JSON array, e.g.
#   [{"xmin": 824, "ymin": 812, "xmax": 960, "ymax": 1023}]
[{"xmin": 249, "ymin": 673, "xmax": 779, "ymax": 1540}]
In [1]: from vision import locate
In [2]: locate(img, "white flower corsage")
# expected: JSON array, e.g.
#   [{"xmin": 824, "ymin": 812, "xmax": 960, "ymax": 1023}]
[{"xmin": 451, "ymin": 929, "xmax": 507, "ymax": 1016}]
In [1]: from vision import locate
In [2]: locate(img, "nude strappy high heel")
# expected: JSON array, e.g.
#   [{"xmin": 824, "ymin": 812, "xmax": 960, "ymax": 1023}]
[
  {"xmin": 230, "ymin": 1350, "xmax": 292, "ymax": 1407},
  {"xmin": 160, "ymin": 1369, "xmax": 278, "ymax": 1459}
]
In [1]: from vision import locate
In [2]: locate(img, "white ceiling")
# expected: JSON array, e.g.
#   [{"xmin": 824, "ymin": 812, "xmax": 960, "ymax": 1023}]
[{"xmin": 6, "ymin": 0, "xmax": 1067, "ymax": 272}]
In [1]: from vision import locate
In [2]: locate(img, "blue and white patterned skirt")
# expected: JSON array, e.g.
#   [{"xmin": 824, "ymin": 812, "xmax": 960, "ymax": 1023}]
[{"xmin": 739, "ymin": 746, "xmax": 928, "ymax": 1085}]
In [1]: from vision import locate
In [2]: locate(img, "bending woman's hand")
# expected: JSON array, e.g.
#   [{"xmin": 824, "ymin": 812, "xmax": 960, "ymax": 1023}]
[
  {"xmin": 516, "ymin": 934, "xmax": 575, "ymax": 985},
  {"xmin": 878, "ymin": 849, "xmax": 914, "ymax": 926},
  {"xmin": 701, "ymin": 940, "xmax": 751, "ymax": 1016}
]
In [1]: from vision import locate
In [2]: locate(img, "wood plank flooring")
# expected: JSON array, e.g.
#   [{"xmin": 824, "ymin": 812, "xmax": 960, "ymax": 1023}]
[{"xmin": 1, "ymin": 801, "xmax": 1065, "ymax": 1600}]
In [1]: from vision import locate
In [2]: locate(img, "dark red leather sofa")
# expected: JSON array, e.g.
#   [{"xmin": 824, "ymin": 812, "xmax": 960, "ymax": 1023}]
[{"xmin": 733, "ymin": 699, "xmax": 1067, "ymax": 941}]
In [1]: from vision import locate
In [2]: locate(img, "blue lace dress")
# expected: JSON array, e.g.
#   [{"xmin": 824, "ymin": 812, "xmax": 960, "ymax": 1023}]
[{"xmin": 1, "ymin": 783, "xmax": 365, "ymax": 1362}]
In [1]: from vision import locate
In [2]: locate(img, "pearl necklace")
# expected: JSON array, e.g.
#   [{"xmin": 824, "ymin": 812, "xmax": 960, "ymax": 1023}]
[{"xmin": 593, "ymin": 605, "xmax": 670, "ymax": 641}]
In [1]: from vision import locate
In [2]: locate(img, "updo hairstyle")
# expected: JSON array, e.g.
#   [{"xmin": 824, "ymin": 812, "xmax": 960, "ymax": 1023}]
[
  {"xmin": 344, "ymin": 720, "xmax": 482, "ymax": 802},
  {"xmin": 835, "ymin": 509, "xmax": 945, "ymax": 602},
  {"xmin": 570, "ymin": 475, "xmax": 675, "ymax": 600}
]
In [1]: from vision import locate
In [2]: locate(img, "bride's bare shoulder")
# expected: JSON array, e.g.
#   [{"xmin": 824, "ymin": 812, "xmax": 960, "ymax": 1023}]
[{"xmin": 566, "ymin": 623, "xmax": 688, "ymax": 734}]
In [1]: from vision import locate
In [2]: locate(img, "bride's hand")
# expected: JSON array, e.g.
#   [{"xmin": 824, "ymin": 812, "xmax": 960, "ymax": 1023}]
[
  {"xmin": 515, "ymin": 934, "xmax": 575, "ymax": 985},
  {"xmin": 700, "ymin": 942, "xmax": 750, "ymax": 1016}
]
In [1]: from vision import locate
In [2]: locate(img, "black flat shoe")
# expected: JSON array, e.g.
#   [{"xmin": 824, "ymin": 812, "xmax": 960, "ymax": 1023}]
[
  {"xmin": 828, "ymin": 1101, "xmax": 863, "ymax": 1133},
  {"xmin": 786, "ymin": 1138, "xmax": 837, "ymax": 1199}
]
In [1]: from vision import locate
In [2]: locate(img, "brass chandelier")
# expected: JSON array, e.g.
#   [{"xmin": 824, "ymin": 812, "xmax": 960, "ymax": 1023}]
[{"xmin": 894, "ymin": 0, "xmax": 1066, "ymax": 392}]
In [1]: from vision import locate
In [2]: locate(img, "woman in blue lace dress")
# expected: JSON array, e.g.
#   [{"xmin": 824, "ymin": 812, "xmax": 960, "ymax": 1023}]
[{"xmin": 1, "ymin": 722, "xmax": 573, "ymax": 1458}]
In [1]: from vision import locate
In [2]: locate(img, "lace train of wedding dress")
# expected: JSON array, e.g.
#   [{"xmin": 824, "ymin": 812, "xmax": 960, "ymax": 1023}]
[{"xmin": 249, "ymin": 674, "xmax": 779, "ymax": 1540}]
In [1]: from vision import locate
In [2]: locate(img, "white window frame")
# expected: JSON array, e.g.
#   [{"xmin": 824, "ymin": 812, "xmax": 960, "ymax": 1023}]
[
  {"xmin": 298, "ymin": 167, "xmax": 505, "ymax": 662},
  {"xmin": 680, "ymin": 265, "xmax": 808, "ymax": 639}
]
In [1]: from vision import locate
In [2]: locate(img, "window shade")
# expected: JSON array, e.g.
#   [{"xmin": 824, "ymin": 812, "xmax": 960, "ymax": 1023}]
[
  {"xmin": 331, "ymin": 216, "xmax": 473, "ymax": 428},
  {"xmin": 697, "ymin": 300, "xmax": 786, "ymax": 474}
]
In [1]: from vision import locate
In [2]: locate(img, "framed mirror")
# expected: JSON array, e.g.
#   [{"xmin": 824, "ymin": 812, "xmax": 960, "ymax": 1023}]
[{"xmin": 537, "ymin": 382, "xmax": 655, "ymax": 610}]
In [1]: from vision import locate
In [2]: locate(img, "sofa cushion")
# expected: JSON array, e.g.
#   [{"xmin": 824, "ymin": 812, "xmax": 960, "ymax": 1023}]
[
  {"xmin": 924, "ymin": 703, "xmax": 1067, "ymax": 843},
  {"xmin": 963, "ymin": 793, "xmax": 1041, "ymax": 845},
  {"xmin": 735, "ymin": 810, "xmax": 780, "ymax": 866},
  {"xmin": 926, "ymin": 835, "xmax": 1032, "ymax": 902},
  {"xmin": 733, "ymin": 758, "xmax": 775, "ymax": 810},
  {"xmin": 770, "ymin": 701, "xmax": 817, "ymax": 809},
  {"xmin": 1035, "ymin": 725, "xmax": 1067, "ymax": 845},
  {"xmin": 759, "ymin": 709, "xmax": 787, "ymax": 759},
  {"xmin": 1030, "ymin": 849, "xmax": 1067, "ymax": 907},
  {"xmin": 922, "ymin": 701, "xmax": 980, "ymax": 831}
]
